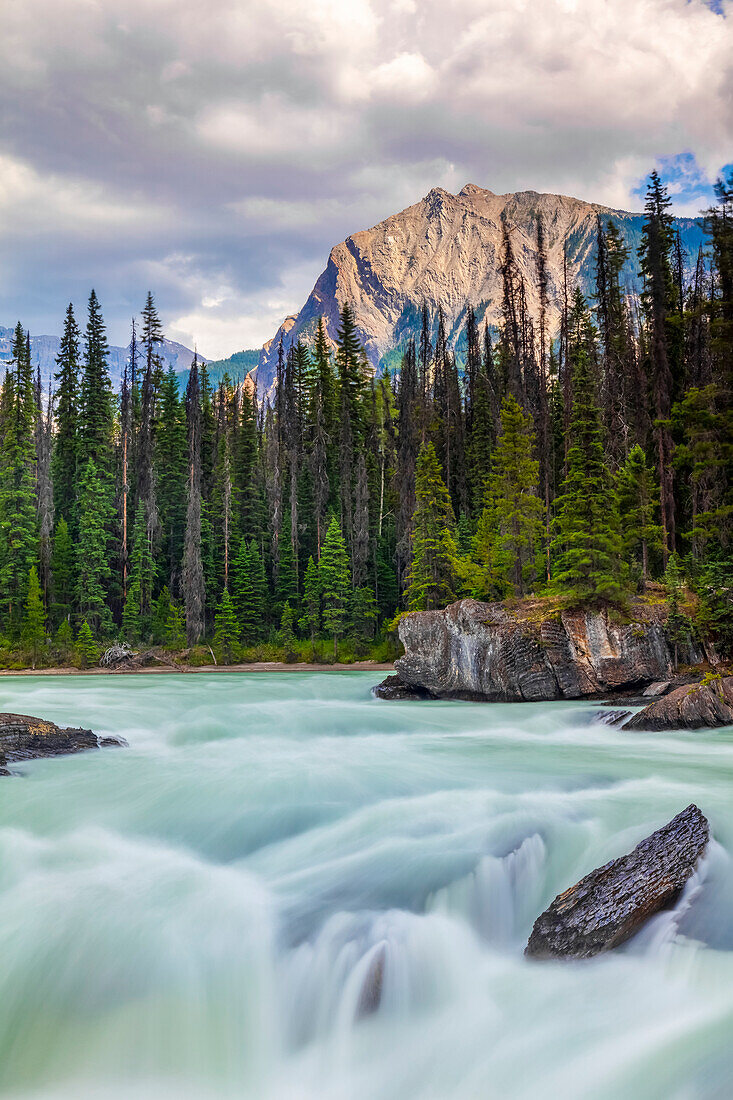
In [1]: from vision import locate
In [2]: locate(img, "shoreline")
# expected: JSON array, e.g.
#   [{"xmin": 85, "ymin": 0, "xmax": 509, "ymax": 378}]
[{"xmin": 0, "ymin": 661, "xmax": 395, "ymax": 677}]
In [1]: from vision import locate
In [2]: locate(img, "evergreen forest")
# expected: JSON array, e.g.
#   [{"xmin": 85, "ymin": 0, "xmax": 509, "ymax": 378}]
[{"xmin": 1, "ymin": 172, "xmax": 731, "ymax": 668}]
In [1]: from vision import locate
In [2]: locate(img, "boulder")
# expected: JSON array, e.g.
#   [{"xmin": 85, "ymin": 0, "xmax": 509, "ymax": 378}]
[
  {"xmin": 642, "ymin": 680, "xmax": 672, "ymax": 697},
  {"xmin": 624, "ymin": 677, "xmax": 733, "ymax": 731},
  {"xmin": 526, "ymin": 804, "xmax": 709, "ymax": 959},
  {"xmin": 394, "ymin": 599, "xmax": 675, "ymax": 701},
  {"xmin": 372, "ymin": 675, "xmax": 433, "ymax": 701},
  {"xmin": 0, "ymin": 713, "xmax": 125, "ymax": 773}
]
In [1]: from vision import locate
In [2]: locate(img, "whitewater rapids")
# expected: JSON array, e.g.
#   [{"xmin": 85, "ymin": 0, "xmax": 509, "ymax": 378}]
[{"xmin": 0, "ymin": 671, "xmax": 732, "ymax": 1099}]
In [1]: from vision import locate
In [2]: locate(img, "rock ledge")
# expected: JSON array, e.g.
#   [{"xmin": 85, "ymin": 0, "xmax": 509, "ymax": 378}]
[
  {"xmin": 392, "ymin": 599, "xmax": 678, "ymax": 701},
  {"xmin": 0, "ymin": 713, "xmax": 125, "ymax": 774},
  {"xmin": 624, "ymin": 677, "xmax": 733, "ymax": 731}
]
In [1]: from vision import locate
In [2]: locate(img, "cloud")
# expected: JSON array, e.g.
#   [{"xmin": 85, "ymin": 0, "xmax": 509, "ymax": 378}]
[{"xmin": 0, "ymin": 0, "xmax": 731, "ymax": 355}]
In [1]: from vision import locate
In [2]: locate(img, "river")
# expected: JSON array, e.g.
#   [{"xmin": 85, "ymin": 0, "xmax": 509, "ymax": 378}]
[{"xmin": 1, "ymin": 671, "xmax": 732, "ymax": 1099}]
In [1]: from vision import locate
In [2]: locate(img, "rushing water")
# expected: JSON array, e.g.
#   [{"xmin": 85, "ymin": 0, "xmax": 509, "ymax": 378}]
[{"xmin": 1, "ymin": 672, "xmax": 733, "ymax": 1099}]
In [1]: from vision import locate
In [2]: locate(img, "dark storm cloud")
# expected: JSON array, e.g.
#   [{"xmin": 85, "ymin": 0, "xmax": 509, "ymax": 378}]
[{"xmin": 1, "ymin": 0, "xmax": 732, "ymax": 357}]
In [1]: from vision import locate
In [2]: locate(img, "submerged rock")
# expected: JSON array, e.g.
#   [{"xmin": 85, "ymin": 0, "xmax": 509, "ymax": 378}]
[
  {"xmin": 393, "ymin": 599, "xmax": 678, "ymax": 702},
  {"xmin": 357, "ymin": 944, "xmax": 386, "ymax": 1018},
  {"xmin": 525, "ymin": 804, "xmax": 709, "ymax": 960},
  {"xmin": 0, "ymin": 713, "xmax": 125, "ymax": 773},
  {"xmin": 624, "ymin": 677, "xmax": 733, "ymax": 731},
  {"xmin": 372, "ymin": 675, "xmax": 432, "ymax": 701}
]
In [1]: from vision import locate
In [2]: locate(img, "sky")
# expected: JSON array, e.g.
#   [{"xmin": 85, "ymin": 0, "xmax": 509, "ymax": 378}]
[{"xmin": 2, "ymin": 0, "xmax": 732, "ymax": 360}]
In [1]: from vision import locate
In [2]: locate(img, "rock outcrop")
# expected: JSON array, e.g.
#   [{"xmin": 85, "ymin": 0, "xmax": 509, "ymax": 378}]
[
  {"xmin": 258, "ymin": 185, "xmax": 704, "ymax": 390},
  {"xmin": 526, "ymin": 804, "xmax": 709, "ymax": 959},
  {"xmin": 0, "ymin": 713, "xmax": 125, "ymax": 773},
  {"xmin": 624, "ymin": 677, "xmax": 733, "ymax": 731},
  {"xmin": 372, "ymin": 674, "xmax": 433, "ymax": 701},
  {"xmin": 392, "ymin": 599, "xmax": 675, "ymax": 702}
]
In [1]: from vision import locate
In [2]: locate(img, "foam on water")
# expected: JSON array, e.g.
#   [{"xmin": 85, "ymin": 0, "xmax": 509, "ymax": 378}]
[{"xmin": 1, "ymin": 672, "xmax": 733, "ymax": 1098}]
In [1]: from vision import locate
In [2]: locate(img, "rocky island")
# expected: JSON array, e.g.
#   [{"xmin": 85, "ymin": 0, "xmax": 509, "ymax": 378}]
[
  {"xmin": 376, "ymin": 599, "xmax": 686, "ymax": 702},
  {"xmin": 0, "ymin": 713, "xmax": 125, "ymax": 774}
]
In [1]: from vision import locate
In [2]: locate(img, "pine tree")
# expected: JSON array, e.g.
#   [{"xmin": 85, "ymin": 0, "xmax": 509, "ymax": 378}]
[
  {"xmin": 75, "ymin": 620, "xmax": 99, "ymax": 669},
  {"xmin": 22, "ymin": 566, "xmax": 46, "ymax": 667},
  {"xmin": 75, "ymin": 459, "xmax": 113, "ymax": 633},
  {"xmin": 476, "ymin": 394, "xmax": 545, "ymax": 597},
  {"xmin": 52, "ymin": 303, "xmax": 81, "ymax": 529},
  {"xmin": 617, "ymin": 445, "xmax": 663, "ymax": 587},
  {"xmin": 213, "ymin": 588, "xmax": 240, "ymax": 663},
  {"xmin": 552, "ymin": 347, "xmax": 626, "ymax": 605},
  {"xmin": 319, "ymin": 516, "xmax": 351, "ymax": 657},
  {"xmin": 405, "ymin": 443, "xmax": 458, "ymax": 611}
]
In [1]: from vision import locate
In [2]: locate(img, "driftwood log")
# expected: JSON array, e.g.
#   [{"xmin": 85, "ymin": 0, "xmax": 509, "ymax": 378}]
[
  {"xmin": 526, "ymin": 804, "xmax": 709, "ymax": 959},
  {"xmin": 0, "ymin": 713, "xmax": 125, "ymax": 774}
]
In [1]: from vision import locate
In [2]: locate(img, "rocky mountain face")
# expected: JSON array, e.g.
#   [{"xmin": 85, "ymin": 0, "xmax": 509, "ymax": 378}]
[
  {"xmin": 259, "ymin": 184, "xmax": 706, "ymax": 390},
  {"xmin": 0, "ymin": 327, "xmax": 205, "ymax": 390}
]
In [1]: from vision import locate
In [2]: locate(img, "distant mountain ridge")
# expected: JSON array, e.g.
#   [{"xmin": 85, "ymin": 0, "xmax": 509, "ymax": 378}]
[
  {"xmin": 258, "ymin": 183, "xmax": 707, "ymax": 390},
  {"xmin": 0, "ymin": 328, "xmax": 205, "ymax": 389}
]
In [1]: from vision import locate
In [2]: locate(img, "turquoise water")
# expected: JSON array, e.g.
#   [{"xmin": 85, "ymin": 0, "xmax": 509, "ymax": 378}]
[{"xmin": 1, "ymin": 671, "xmax": 733, "ymax": 1099}]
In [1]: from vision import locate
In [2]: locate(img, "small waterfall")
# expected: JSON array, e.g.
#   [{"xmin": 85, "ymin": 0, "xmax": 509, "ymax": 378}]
[{"xmin": 427, "ymin": 833, "xmax": 547, "ymax": 947}]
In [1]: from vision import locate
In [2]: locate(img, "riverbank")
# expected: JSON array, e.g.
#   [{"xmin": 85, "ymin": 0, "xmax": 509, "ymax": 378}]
[{"xmin": 0, "ymin": 660, "xmax": 395, "ymax": 677}]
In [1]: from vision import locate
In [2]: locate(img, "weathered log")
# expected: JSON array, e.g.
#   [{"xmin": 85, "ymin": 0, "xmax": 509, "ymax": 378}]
[
  {"xmin": 624, "ymin": 677, "xmax": 733, "ymax": 732},
  {"xmin": 0, "ymin": 713, "xmax": 125, "ymax": 773},
  {"xmin": 526, "ymin": 804, "xmax": 709, "ymax": 959},
  {"xmin": 100, "ymin": 643, "xmax": 135, "ymax": 668}
]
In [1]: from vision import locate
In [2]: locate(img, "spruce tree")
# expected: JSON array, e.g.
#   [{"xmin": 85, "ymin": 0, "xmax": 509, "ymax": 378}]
[
  {"xmin": 617, "ymin": 445, "xmax": 663, "ymax": 587},
  {"xmin": 319, "ymin": 516, "xmax": 351, "ymax": 657},
  {"xmin": 183, "ymin": 355, "xmax": 205, "ymax": 643},
  {"xmin": 75, "ymin": 620, "xmax": 99, "ymax": 669},
  {"xmin": 128, "ymin": 499, "xmax": 156, "ymax": 634},
  {"xmin": 75, "ymin": 459, "xmax": 112, "ymax": 633},
  {"xmin": 165, "ymin": 602, "xmax": 187, "ymax": 650},
  {"xmin": 299, "ymin": 555, "xmax": 320, "ymax": 643},
  {"xmin": 50, "ymin": 516, "xmax": 74, "ymax": 627},
  {"xmin": 79, "ymin": 290, "xmax": 114, "ymax": 475},
  {"xmin": 476, "ymin": 394, "xmax": 545, "ymax": 598},
  {"xmin": 639, "ymin": 172, "xmax": 677, "ymax": 560},
  {"xmin": 0, "ymin": 324, "xmax": 38, "ymax": 630},
  {"xmin": 213, "ymin": 588, "xmax": 240, "ymax": 663},
  {"xmin": 55, "ymin": 619, "xmax": 74, "ymax": 664},
  {"xmin": 22, "ymin": 566, "xmax": 46, "ymax": 667},
  {"xmin": 552, "ymin": 347, "xmax": 626, "ymax": 605},
  {"xmin": 278, "ymin": 601, "xmax": 296, "ymax": 651},
  {"xmin": 156, "ymin": 367, "xmax": 188, "ymax": 593},
  {"xmin": 52, "ymin": 303, "xmax": 81, "ymax": 529},
  {"xmin": 405, "ymin": 443, "xmax": 458, "ymax": 611},
  {"xmin": 351, "ymin": 585, "xmax": 377, "ymax": 641}
]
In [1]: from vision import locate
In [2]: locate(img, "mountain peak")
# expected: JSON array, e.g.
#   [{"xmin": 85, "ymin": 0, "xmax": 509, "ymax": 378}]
[{"xmin": 258, "ymin": 186, "xmax": 705, "ymax": 390}]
